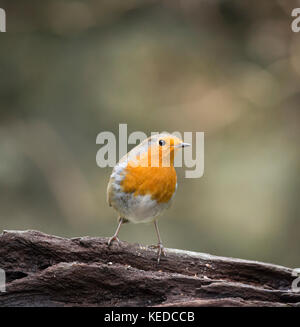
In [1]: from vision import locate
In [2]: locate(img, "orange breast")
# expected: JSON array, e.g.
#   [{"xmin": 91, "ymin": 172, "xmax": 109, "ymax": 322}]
[{"xmin": 121, "ymin": 164, "xmax": 177, "ymax": 203}]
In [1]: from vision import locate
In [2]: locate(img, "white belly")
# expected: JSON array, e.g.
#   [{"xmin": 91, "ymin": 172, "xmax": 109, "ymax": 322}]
[{"xmin": 111, "ymin": 190, "xmax": 172, "ymax": 223}]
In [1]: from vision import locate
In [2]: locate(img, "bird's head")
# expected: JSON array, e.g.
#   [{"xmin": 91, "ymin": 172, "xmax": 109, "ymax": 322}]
[{"xmin": 128, "ymin": 133, "xmax": 190, "ymax": 168}]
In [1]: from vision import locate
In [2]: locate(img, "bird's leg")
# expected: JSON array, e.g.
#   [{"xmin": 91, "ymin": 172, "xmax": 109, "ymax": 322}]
[
  {"xmin": 108, "ymin": 217, "xmax": 124, "ymax": 246},
  {"xmin": 149, "ymin": 220, "xmax": 165, "ymax": 264}
]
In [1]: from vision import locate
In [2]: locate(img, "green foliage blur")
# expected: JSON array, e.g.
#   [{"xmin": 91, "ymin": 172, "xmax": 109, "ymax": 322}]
[{"xmin": 0, "ymin": 0, "xmax": 299, "ymax": 267}]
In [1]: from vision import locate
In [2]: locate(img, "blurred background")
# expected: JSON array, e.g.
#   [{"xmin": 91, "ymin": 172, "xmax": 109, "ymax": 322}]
[{"xmin": 0, "ymin": 0, "xmax": 299, "ymax": 267}]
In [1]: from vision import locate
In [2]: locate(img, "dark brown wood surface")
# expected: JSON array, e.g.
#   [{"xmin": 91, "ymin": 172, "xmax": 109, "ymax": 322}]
[{"xmin": 0, "ymin": 230, "xmax": 299, "ymax": 307}]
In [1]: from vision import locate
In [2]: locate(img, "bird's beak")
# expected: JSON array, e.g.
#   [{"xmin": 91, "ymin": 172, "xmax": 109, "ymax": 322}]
[{"xmin": 176, "ymin": 142, "xmax": 191, "ymax": 148}]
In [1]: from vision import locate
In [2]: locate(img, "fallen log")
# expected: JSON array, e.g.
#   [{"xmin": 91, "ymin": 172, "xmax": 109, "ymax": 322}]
[{"xmin": 0, "ymin": 230, "xmax": 299, "ymax": 307}]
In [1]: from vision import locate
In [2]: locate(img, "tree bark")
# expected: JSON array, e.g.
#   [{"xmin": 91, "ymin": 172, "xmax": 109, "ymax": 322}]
[{"xmin": 0, "ymin": 230, "xmax": 299, "ymax": 307}]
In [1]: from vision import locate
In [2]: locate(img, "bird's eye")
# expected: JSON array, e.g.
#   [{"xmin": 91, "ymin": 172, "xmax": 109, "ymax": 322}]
[{"xmin": 159, "ymin": 139, "xmax": 166, "ymax": 146}]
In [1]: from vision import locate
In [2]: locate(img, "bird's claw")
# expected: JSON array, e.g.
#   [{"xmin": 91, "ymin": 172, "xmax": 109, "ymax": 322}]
[
  {"xmin": 108, "ymin": 235, "xmax": 120, "ymax": 247},
  {"xmin": 148, "ymin": 243, "xmax": 165, "ymax": 264}
]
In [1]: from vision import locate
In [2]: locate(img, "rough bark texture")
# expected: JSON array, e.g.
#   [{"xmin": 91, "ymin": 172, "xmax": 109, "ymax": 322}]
[{"xmin": 0, "ymin": 230, "xmax": 299, "ymax": 307}]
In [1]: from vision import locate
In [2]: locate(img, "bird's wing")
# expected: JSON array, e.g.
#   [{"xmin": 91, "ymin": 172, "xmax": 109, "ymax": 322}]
[
  {"xmin": 106, "ymin": 177, "xmax": 114, "ymax": 207},
  {"xmin": 106, "ymin": 135, "xmax": 154, "ymax": 207}
]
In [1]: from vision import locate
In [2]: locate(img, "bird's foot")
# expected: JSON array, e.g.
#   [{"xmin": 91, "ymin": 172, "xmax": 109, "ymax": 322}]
[
  {"xmin": 148, "ymin": 243, "xmax": 165, "ymax": 264},
  {"xmin": 107, "ymin": 235, "xmax": 120, "ymax": 247}
]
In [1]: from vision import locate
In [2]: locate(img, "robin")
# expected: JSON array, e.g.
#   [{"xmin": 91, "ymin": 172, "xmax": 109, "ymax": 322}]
[{"xmin": 107, "ymin": 133, "xmax": 190, "ymax": 263}]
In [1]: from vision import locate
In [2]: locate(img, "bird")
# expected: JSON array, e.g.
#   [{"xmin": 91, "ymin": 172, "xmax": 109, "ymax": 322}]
[{"xmin": 107, "ymin": 133, "xmax": 190, "ymax": 263}]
